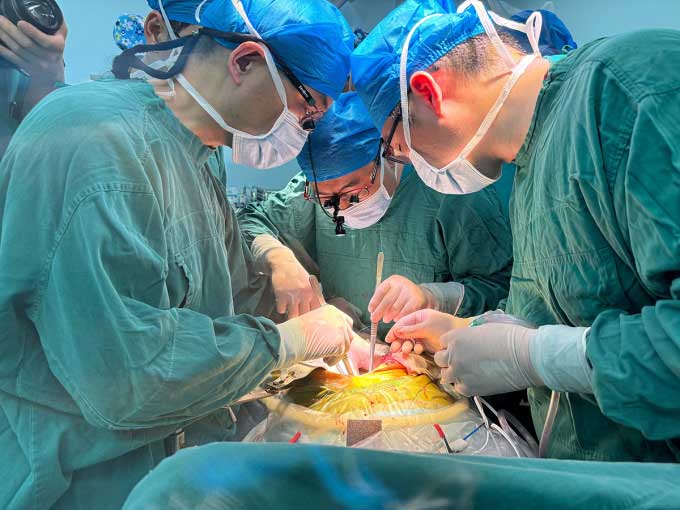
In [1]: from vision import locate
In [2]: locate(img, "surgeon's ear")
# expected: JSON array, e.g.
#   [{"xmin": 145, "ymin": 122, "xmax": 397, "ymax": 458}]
[
  {"xmin": 144, "ymin": 11, "xmax": 167, "ymax": 44},
  {"xmin": 228, "ymin": 41, "xmax": 267, "ymax": 86},
  {"xmin": 410, "ymin": 71, "xmax": 444, "ymax": 117}
]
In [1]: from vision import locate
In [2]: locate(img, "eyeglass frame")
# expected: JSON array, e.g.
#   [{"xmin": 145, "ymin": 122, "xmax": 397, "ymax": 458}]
[
  {"xmin": 380, "ymin": 102, "xmax": 411, "ymax": 166},
  {"xmin": 303, "ymin": 142, "xmax": 381, "ymax": 219}
]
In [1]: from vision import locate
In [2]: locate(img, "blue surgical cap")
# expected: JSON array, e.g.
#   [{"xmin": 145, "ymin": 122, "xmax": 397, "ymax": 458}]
[
  {"xmin": 352, "ymin": 0, "xmax": 484, "ymax": 131},
  {"xmin": 297, "ymin": 92, "xmax": 380, "ymax": 183},
  {"xmin": 510, "ymin": 10, "xmax": 577, "ymax": 56},
  {"xmin": 113, "ymin": 14, "xmax": 146, "ymax": 50},
  {"xmin": 200, "ymin": 0, "xmax": 354, "ymax": 100},
  {"xmin": 147, "ymin": 0, "xmax": 217, "ymax": 26}
]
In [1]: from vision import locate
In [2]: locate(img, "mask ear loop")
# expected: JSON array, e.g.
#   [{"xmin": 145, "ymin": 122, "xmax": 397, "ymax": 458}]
[
  {"xmin": 230, "ymin": 0, "xmax": 289, "ymax": 109},
  {"xmin": 458, "ymin": 54, "xmax": 535, "ymax": 159},
  {"xmin": 487, "ymin": 10, "xmax": 543, "ymax": 56},
  {"xmin": 458, "ymin": 1, "xmax": 516, "ymax": 68},
  {"xmin": 112, "ymin": 34, "xmax": 199, "ymax": 79}
]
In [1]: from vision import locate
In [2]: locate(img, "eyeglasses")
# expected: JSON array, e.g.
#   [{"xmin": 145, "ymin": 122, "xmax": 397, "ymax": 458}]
[
  {"xmin": 199, "ymin": 28, "xmax": 325, "ymax": 132},
  {"xmin": 303, "ymin": 142, "xmax": 380, "ymax": 235},
  {"xmin": 305, "ymin": 185, "xmax": 371, "ymax": 210},
  {"xmin": 114, "ymin": 28, "xmax": 323, "ymax": 132},
  {"xmin": 304, "ymin": 160, "xmax": 378, "ymax": 210},
  {"xmin": 380, "ymin": 103, "xmax": 411, "ymax": 166}
]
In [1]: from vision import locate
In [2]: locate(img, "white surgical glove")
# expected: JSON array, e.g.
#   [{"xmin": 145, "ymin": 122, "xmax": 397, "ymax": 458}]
[
  {"xmin": 369, "ymin": 275, "xmax": 464, "ymax": 324},
  {"xmin": 385, "ymin": 309, "xmax": 473, "ymax": 354},
  {"xmin": 433, "ymin": 322, "xmax": 592, "ymax": 397},
  {"xmin": 276, "ymin": 305, "xmax": 354, "ymax": 367},
  {"xmin": 252, "ymin": 234, "xmax": 322, "ymax": 318}
]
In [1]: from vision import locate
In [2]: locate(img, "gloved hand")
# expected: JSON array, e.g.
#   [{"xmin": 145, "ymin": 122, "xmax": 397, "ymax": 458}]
[
  {"xmin": 434, "ymin": 322, "xmax": 544, "ymax": 396},
  {"xmin": 434, "ymin": 323, "xmax": 593, "ymax": 396},
  {"xmin": 345, "ymin": 333, "xmax": 388, "ymax": 373},
  {"xmin": 252, "ymin": 234, "xmax": 322, "ymax": 318},
  {"xmin": 368, "ymin": 275, "xmax": 436, "ymax": 324},
  {"xmin": 385, "ymin": 309, "xmax": 473, "ymax": 354},
  {"xmin": 276, "ymin": 305, "xmax": 354, "ymax": 367}
]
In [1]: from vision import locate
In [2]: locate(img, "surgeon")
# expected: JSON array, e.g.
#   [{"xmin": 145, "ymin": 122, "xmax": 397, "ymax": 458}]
[
  {"xmin": 238, "ymin": 92, "xmax": 512, "ymax": 345},
  {"xmin": 140, "ymin": 3, "xmax": 230, "ymax": 188},
  {"xmin": 0, "ymin": 1, "xmax": 357, "ymax": 509},
  {"xmin": 352, "ymin": 0, "xmax": 680, "ymax": 461}
]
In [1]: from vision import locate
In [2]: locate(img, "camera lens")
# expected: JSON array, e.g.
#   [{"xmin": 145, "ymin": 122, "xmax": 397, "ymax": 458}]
[{"xmin": 0, "ymin": 0, "xmax": 63, "ymax": 35}]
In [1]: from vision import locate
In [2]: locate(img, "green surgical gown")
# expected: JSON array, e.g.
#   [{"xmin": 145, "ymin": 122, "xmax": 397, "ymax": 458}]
[
  {"xmin": 123, "ymin": 443, "xmax": 680, "ymax": 510},
  {"xmin": 238, "ymin": 170, "xmax": 513, "ymax": 337},
  {"xmin": 0, "ymin": 79, "xmax": 282, "ymax": 510},
  {"xmin": 507, "ymin": 30, "xmax": 680, "ymax": 462}
]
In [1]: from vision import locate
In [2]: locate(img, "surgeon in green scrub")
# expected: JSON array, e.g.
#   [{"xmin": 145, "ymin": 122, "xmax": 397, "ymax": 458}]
[
  {"xmin": 238, "ymin": 91, "xmax": 512, "ymax": 342},
  {"xmin": 0, "ymin": 0, "xmax": 357, "ymax": 508},
  {"xmin": 0, "ymin": 7, "xmax": 67, "ymax": 156},
  {"xmin": 353, "ymin": 0, "xmax": 680, "ymax": 461},
  {"xmin": 140, "ymin": 2, "xmax": 231, "ymax": 189}
]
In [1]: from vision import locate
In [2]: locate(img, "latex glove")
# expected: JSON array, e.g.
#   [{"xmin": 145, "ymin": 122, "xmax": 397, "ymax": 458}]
[
  {"xmin": 530, "ymin": 325, "xmax": 593, "ymax": 394},
  {"xmin": 276, "ymin": 305, "xmax": 354, "ymax": 367},
  {"xmin": 345, "ymin": 333, "xmax": 388, "ymax": 373},
  {"xmin": 385, "ymin": 309, "xmax": 473, "ymax": 354},
  {"xmin": 368, "ymin": 275, "xmax": 436, "ymax": 324},
  {"xmin": 434, "ymin": 323, "xmax": 544, "ymax": 396},
  {"xmin": 252, "ymin": 234, "xmax": 322, "ymax": 318}
]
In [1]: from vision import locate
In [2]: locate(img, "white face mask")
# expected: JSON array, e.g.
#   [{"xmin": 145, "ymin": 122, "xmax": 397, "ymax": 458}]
[
  {"xmin": 155, "ymin": 0, "xmax": 309, "ymax": 169},
  {"xmin": 342, "ymin": 159, "xmax": 401, "ymax": 229},
  {"xmin": 399, "ymin": 1, "xmax": 542, "ymax": 195}
]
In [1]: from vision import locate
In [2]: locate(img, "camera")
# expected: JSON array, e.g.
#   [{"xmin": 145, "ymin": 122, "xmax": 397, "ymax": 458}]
[{"xmin": 0, "ymin": 0, "xmax": 63, "ymax": 37}]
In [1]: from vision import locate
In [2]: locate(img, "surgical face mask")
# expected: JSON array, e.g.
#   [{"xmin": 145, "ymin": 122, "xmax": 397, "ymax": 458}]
[
  {"xmin": 399, "ymin": 1, "xmax": 542, "ymax": 195},
  {"xmin": 342, "ymin": 159, "xmax": 401, "ymax": 229},
  {"xmin": 130, "ymin": 46, "xmax": 182, "ymax": 98},
  {"xmin": 134, "ymin": 0, "xmax": 310, "ymax": 169}
]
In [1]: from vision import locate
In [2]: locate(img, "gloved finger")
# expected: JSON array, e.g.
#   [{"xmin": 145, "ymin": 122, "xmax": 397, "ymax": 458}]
[
  {"xmin": 401, "ymin": 340, "xmax": 414, "ymax": 353},
  {"xmin": 370, "ymin": 284, "xmax": 402, "ymax": 323},
  {"xmin": 440, "ymin": 327, "xmax": 465, "ymax": 347},
  {"xmin": 453, "ymin": 382, "xmax": 473, "ymax": 398},
  {"xmin": 390, "ymin": 340, "xmax": 402, "ymax": 353},
  {"xmin": 440, "ymin": 366, "xmax": 456, "ymax": 385},
  {"xmin": 384, "ymin": 288, "xmax": 410, "ymax": 324},
  {"xmin": 309, "ymin": 292, "xmax": 323, "ymax": 311},
  {"xmin": 385, "ymin": 325, "xmax": 399, "ymax": 344},
  {"xmin": 275, "ymin": 292, "xmax": 288, "ymax": 315},
  {"xmin": 368, "ymin": 280, "xmax": 392, "ymax": 313},
  {"xmin": 387, "ymin": 311, "xmax": 432, "ymax": 341},
  {"xmin": 288, "ymin": 298, "xmax": 301, "ymax": 319},
  {"xmin": 434, "ymin": 350, "xmax": 449, "ymax": 368},
  {"xmin": 298, "ymin": 295, "xmax": 313, "ymax": 316},
  {"xmin": 391, "ymin": 296, "xmax": 421, "ymax": 323},
  {"xmin": 388, "ymin": 322, "xmax": 432, "ymax": 342},
  {"xmin": 413, "ymin": 342, "xmax": 424, "ymax": 355}
]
